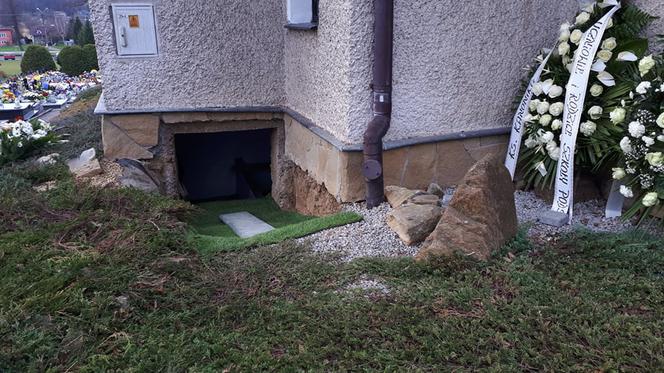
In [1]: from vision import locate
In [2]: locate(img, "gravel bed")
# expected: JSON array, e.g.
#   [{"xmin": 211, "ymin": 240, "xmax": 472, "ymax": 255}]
[
  {"xmin": 301, "ymin": 203, "xmax": 419, "ymax": 261},
  {"xmin": 303, "ymin": 190, "xmax": 662, "ymax": 261}
]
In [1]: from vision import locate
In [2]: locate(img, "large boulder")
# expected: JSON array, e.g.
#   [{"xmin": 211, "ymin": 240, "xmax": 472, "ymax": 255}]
[
  {"xmin": 387, "ymin": 204, "xmax": 444, "ymax": 246},
  {"xmin": 417, "ymin": 153, "xmax": 517, "ymax": 261}
]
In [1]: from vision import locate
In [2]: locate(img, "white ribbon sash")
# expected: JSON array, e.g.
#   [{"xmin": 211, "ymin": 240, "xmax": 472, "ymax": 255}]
[
  {"xmin": 505, "ymin": 52, "xmax": 553, "ymax": 179},
  {"xmin": 551, "ymin": 4, "xmax": 621, "ymax": 220}
]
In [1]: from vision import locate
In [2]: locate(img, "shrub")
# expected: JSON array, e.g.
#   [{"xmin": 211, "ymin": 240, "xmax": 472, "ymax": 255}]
[
  {"xmin": 0, "ymin": 119, "xmax": 59, "ymax": 166},
  {"xmin": 82, "ymin": 44, "xmax": 99, "ymax": 71},
  {"xmin": 20, "ymin": 45, "xmax": 57, "ymax": 73},
  {"xmin": 58, "ymin": 46, "xmax": 86, "ymax": 76}
]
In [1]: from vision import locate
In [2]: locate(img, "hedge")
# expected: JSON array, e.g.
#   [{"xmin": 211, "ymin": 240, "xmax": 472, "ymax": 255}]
[{"xmin": 20, "ymin": 45, "xmax": 57, "ymax": 73}]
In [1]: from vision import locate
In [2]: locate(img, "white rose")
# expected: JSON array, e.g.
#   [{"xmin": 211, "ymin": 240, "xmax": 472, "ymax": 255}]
[
  {"xmin": 524, "ymin": 136, "xmax": 538, "ymax": 149},
  {"xmin": 636, "ymin": 81, "xmax": 652, "ymax": 95},
  {"xmin": 628, "ymin": 121, "xmax": 646, "ymax": 138},
  {"xmin": 537, "ymin": 101, "xmax": 551, "ymax": 115},
  {"xmin": 576, "ymin": 12, "xmax": 591, "ymax": 25},
  {"xmin": 570, "ymin": 29, "xmax": 584, "ymax": 45},
  {"xmin": 643, "ymin": 136, "xmax": 655, "ymax": 147},
  {"xmin": 588, "ymin": 106, "xmax": 603, "ymax": 120},
  {"xmin": 548, "ymin": 146, "xmax": 561, "ymax": 161},
  {"xmin": 590, "ymin": 84, "xmax": 604, "ymax": 97},
  {"xmin": 558, "ymin": 42, "xmax": 571, "ymax": 56},
  {"xmin": 580, "ymin": 121, "xmax": 597, "ymax": 137},
  {"xmin": 529, "ymin": 99, "xmax": 540, "ymax": 112},
  {"xmin": 601, "ymin": 37, "xmax": 617, "ymax": 51},
  {"xmin": 642, "ymin": 192, "xmax": 659, "ymax": 207},
  {"xmin": 658, "ymin": 135, "xmax": 664, "ymax": 142},
  {"xmin": 540, "ymin": 131, "xmax": 555, "ymax": 144},
  {"xmin": 548, "ymin": 85, "xmax": 564, "ymax": 99},
  {"xmin": 532, "ymin": 82, "xmax": 544, "ymax": 96},
  {"xmin": 539, "ymin": 114, "xmax": 553, "ymax": 126},
  {"xmin": 560, "ymin": 22, "xmax": 571, "ymax": 33},
  {"xmin": 610, "ymin": 108, "xmax": 627, "ymax": 125},
  {"xmin": 549, "ymin": 102, "xmax": 564, "ymax": 117},
  {"xmin": 639, "ymin": 55, "xmax": 655, "ymax": 77},
  {"xmin": 559, "ymin": 29, "xmax": 571, "ymax": 42},
  {"xmin": 620, "ymin": 185, "xmax": 634, "ymax": 198},
  {"xmin": 551, "ymin": 119, "xmax": 563, "ymax": 131},
  {"xmin": 620, "ymin": 137, "xmax": 633, "ymax": 153},
  {"xmin": 646, "ymin": 152, "xmax": 664, "ymax": 167},
  {"xmin": 657, "ymin": 113, "xmax": 664, "ymax": 128},
  {"xmin": 597, "ymin": 50, "xmax": 613, "ymax": 62},
  {"xmin": 612, "ymin": 168, "xmax": 626, "ymax": 180}
]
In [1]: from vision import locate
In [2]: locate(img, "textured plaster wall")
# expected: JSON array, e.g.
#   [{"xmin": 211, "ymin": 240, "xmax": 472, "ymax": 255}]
[
  {"xmin": 356, "ymin": 0, "xmax": 580, "ymax": 143},
  {"xmin": 89, "ymin": 0, "xmax": 285, "ymax": 111},
  {"xmin": 284, "ymin": 1, "xmax": 356, "ymax": 144}
]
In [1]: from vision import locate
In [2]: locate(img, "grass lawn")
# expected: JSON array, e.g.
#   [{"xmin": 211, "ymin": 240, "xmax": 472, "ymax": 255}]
[
  {"xmin": 0, "ymin": 45, "xmax": 21, "ymax": 52},
  {"xmin": 188, "ymin": 198, "xmax": 362, "ymax": 254},
  {"xmin": 0, "ymin": 60, "xmax": 21, "ymax": 77},
  {"xmin": 1, "ymin": 93, "xmax": 663, "ymax": 371}
]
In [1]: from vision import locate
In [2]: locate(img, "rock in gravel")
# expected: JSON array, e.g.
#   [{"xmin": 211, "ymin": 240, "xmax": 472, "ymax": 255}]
[
  {"xmin": 387, "ymin": 204, "xmax": 444, "ymax": 246},
  {"xmin": 417, "ymin": 153, "xmax": 517, "ymax": 261},
  {"xmin": 35, "ymin": 153, "xmax": 60, "ymax": 166},
  {"xmin": 427, "ymin": 183, "xmax": 444, "ymax": 197},
  {"xmin": 67, "ymin": 148, "xmax": 103, "ymax": 178},
  {"xmin": 385, "ymin": 186, "xmax": 421, "ymax": 208},
  {"xmin": 406, "ymin": 194, "xmax": 440, "ymax": 206}
]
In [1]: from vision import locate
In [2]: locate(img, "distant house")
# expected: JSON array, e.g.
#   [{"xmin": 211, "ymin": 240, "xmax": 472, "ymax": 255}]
[
  {"xmin": 0, "ymin": 28, "xmax": 14, "ymax": 46},
  {"xmin": 89, "ymin": 1, "xmax": 663, "ymax": 212}
]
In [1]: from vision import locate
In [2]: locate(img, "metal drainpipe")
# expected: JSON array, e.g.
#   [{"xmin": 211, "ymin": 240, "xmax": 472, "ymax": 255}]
[{"xmin": 363, "ymin": 0, "xmax": 394, "ymax": 209}]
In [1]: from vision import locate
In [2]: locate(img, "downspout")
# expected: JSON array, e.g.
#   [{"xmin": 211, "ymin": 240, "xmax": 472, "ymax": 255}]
[{"xmin": 363, "ymin": 0, "xmax": 393, "ymax": 209}]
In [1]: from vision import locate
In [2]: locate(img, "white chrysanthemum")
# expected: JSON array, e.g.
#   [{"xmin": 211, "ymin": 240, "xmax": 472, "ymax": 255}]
[
  {"xmin": 628, "ymin": 121, "xmax": 646, "ymax": 138},
  {"xmin": 620, "ymin": 185, "xmax": 634, "ymax": 198},
  {"xmin": 532, "ymin": 82, "xmax": 544, "ymax": 96},
  {"xmin": 540, "ymin": 131, "xmax": 555, "ymax": 144},
  {"xmin": 643, "ymin": 136, "xmax": 655, "ymax": 147},
  {"xmin": 620, "ymin": 137, "xmax": 633, "ymax": 153},
  {"xmin": 657, "ymin": 113, "xmax": 664, "ymax": 128},
  {"xmin": 636, "ymin": 81, "xmax": 652, "ymax": 95},
  {"xmin": 529, "ymin": 99, "xmax": 540, "ymax": 112},
  {"xmin": 558, "ymin": 42, "xmax": 571, "ymax": 56},
  {"xmin": 524, "ymin": 136, "xmax": 538, "ymax": 149},
  {"xmin": 539, "ymin": 114, "xmax": 553, "ymax": 127}
]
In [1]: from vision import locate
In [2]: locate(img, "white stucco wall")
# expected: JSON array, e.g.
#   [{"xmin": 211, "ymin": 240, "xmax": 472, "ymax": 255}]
[
  {"xmin": 90, "ymin": 0, "xmax": 285, "ymax": 111},
  {"xmin": 92, "ymin": 0, "xmax": 663, "ymax": 144}
]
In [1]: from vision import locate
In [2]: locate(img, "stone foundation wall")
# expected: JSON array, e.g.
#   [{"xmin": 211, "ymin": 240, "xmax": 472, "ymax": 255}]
[
  {"xmin": 284, "ymin": 114, "xmax": 508, "ymax": 202},
  {"xmin": 103, "ymin": 112, "xmax": 508, "ymax": 207}
]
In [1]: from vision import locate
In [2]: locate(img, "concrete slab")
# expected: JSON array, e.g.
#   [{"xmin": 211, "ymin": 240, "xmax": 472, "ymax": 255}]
[
  {"xmin": 539, "ymin": 210, "xmax": 570, "ymax": 227},
  {"xmin": 219, "ymin": 212, "xmax": 275, "ymax": 238}
]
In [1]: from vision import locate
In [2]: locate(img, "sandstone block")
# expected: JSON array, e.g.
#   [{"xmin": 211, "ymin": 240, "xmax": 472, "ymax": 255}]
[
  {"xmin": 110, "ymin": 114, "xmax": 160, "ymax": 147},
  {"xmin": 417, "ymin": 153, "xmax": 517, "ymax": 261},
  {"xmin": 385, "ymin": 186, "xmax": 421, "ymax": 208},
  {"xmin": 102, "ymin": 121, "xmax": 154, "ymax": 160},
  {"xmin": 387, "ymin": 204, "xmax": 444, "ymax": 246}
]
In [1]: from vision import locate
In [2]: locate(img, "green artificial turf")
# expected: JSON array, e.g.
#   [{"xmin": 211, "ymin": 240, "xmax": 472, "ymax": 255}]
[{"xmin": 187, "ymin": 198, "xmax": 363, "ymax": 254}]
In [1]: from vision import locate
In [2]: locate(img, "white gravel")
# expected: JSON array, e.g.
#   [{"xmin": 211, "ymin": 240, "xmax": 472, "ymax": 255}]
[
  {"xmin": 300, "ymin": 203, "xmax": 419, "ymax": 261},
  {"xmin": 302, "ymin": 190, "xmax": 661, "ymax": 261}
]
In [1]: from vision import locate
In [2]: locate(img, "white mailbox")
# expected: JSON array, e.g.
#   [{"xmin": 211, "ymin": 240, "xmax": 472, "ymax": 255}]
[{"xmin": 111, "ymin": 4, "xmax": 158, "ymax": 57}]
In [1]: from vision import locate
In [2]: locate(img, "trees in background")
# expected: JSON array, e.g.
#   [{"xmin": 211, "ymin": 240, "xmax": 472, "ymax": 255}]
[{"xmin": 58, "ymin": 44, "xmax": 98, "ymax": 76}]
